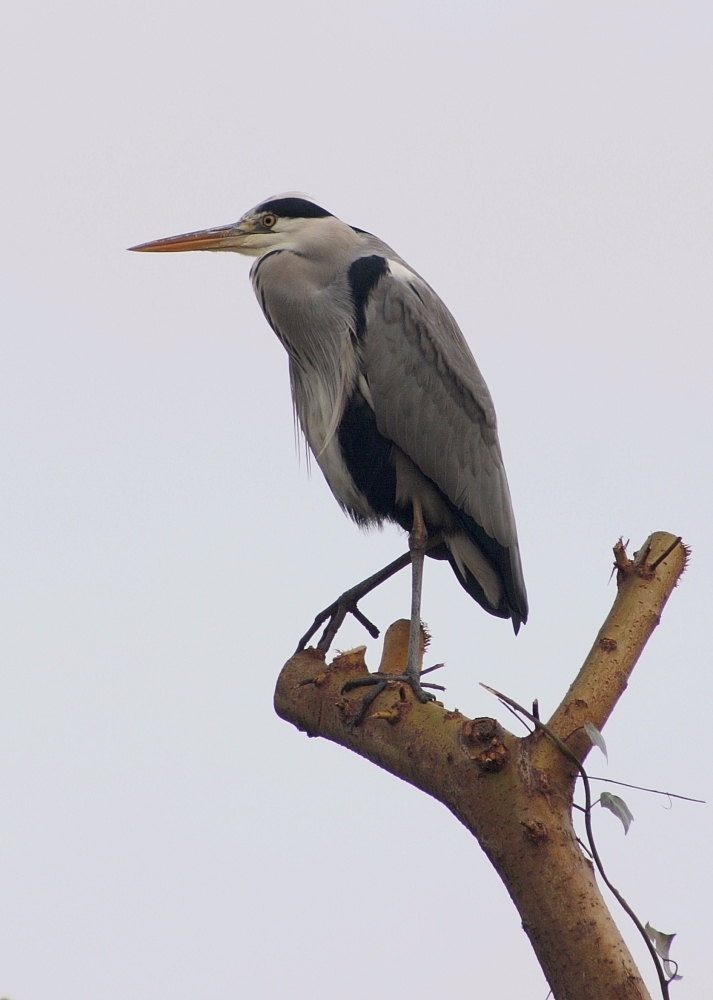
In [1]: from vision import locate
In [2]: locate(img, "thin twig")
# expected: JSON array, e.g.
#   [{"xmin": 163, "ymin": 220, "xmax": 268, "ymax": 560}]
[
  {"xmin": 500, "ymin": 699, "xmax": 533, "ymax": 734},
  {"xmin": 587, "ymin": 776, "xmax": 705, "ymax": 804},
  {"xmin": 576, "ymin": 836, "xmax": 595, "ymax": 862},
  {"xmin": 649, "ymin": 536, "xmax": 682, "ymax": 572}
]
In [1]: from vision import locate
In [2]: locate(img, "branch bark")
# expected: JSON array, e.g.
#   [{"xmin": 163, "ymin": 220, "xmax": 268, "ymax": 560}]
[{"xmin": 275, "ymin": 532, "xmax": 687, "ymax": 1000}]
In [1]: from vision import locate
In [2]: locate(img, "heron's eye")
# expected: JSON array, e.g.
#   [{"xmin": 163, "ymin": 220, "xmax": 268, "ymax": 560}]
[{"xmin": 262, "ymin": 214, "xmax": 277, "ymax": 229}]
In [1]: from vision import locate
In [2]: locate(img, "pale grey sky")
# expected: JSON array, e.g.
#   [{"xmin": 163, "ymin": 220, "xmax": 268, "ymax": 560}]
[{"xmin": 1, "ymin": 2, "xmax": 711, "ymax": 997}]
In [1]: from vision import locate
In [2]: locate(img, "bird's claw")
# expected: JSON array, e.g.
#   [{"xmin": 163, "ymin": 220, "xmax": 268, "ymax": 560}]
[
  {"xmin": 295, "ymin": 595, "xmax": 380, "ymax": 655},
  {"xmin": 294, "ymin": 551, "xmax": 417, "ymax": 655},
  {"xmin": 341, "ymin": 671, "xmax": 438, "ymax": 726}
]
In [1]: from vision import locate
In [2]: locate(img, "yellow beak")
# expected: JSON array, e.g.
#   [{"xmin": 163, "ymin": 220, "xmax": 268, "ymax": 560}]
[{"xmin": 128, "ymin": 224, "xmax": 247, "ymax": 253}]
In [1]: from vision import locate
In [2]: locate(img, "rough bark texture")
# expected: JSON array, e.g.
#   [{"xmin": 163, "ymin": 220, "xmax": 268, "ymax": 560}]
[{"xmin": 275, "ymin": 532, "xmax": 687, "ymax": 1000}]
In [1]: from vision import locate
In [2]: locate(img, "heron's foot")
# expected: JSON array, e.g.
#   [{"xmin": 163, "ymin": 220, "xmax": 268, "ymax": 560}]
[
  {"xmin": 295, "ymin": 551, "xmax": 418, "ymax": 655},
  {"xmin": 294, "ymin": 538, "xmax": 447, "ymax": 657},
  {"xmin": 296, "ymin": 592, "xmax": 381, "ymax": 656},
  {"xmin": 341, "ymin": 670, "xmax": 442, "ymax": 727}
]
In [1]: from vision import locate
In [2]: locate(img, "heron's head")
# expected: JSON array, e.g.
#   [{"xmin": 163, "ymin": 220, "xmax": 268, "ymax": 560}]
[{"xmin": 129, "ymin": 196, "xmax": 334, "ymax": 257}]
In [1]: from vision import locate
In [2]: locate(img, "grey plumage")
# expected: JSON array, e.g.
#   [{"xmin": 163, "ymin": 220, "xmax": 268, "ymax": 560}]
[{"xmin": 131, "ymin": 196, "xmax": 528, "ymax": 635}]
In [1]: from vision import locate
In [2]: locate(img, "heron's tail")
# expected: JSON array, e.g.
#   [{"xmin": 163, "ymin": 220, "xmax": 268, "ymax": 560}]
[{"xmin": 436, "ymin": 520, "xmax": 528, "ymax": 632}]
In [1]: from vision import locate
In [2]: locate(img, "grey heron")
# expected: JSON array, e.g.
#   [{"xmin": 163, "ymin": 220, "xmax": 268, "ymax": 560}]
[{"xmin": 130, "ymin": 196, "xmax": 528, "ymax": 715}]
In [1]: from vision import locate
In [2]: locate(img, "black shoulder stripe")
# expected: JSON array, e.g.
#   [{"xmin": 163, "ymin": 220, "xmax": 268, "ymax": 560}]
[{"xmin": 348, "ymin": 255, "xmax": 388, "ymax": 340}]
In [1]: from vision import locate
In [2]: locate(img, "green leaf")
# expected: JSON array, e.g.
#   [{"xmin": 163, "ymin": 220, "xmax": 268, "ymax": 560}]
[
  {"xmin": 599, "ymin": 792, "xmax": 634, "ymax": 834},
  {"xmin": 584, "ymin": 722, "xmax": 608, "ymax": 762},
  {"xmin": 644, "ymin": 923, "xmax": 683, "ymax": 981}
]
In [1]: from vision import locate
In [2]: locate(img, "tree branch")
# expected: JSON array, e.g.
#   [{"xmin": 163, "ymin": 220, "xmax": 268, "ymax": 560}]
[
  {"xmin": 545, "ymin": 531, "xmax": 687, "ymax": 761},
  {"xmin": 274, "ymin": 532, "xmax": 687, "ymax": 1000}
]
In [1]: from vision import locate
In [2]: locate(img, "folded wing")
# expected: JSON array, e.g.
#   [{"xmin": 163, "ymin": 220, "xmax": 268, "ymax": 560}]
[{"xmin": 360, "ymin": 263, "xmax": 528, "ymax": 627}]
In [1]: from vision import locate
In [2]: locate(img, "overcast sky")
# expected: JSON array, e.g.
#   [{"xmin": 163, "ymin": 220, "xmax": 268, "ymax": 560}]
[{"xmin": 1, "ymin": 3, "xmax": 711, "ymax": 998}]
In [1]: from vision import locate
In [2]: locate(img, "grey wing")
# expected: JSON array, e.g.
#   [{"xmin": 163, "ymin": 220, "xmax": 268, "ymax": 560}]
[{"xmin": 361, "ymin": 264, "xmax": 528, "ymax": 620}]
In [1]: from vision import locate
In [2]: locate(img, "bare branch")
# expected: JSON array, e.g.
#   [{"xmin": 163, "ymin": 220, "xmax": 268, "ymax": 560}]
[
  {"xmin": 274, "ymin": 533, "xmax": 687, "ymax": 999},
  {"xmin": 546, "ymin": 531, "xmax": 687, "ymax": 761}
]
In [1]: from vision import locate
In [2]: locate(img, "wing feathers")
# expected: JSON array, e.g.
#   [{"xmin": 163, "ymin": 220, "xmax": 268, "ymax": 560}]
[
  {"xmin": 362, "ymin": 265, "xmax": 528, "ymax": 623},
  {"xmin": 369, "ymin": 278, "xmax": 505, "ymax": 531}
]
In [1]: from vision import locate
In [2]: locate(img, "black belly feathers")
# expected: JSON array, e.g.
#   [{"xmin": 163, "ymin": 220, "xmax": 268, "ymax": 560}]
[{"xmin": 337, "ymin": 390, "xmax": 401, "ymax": 524}]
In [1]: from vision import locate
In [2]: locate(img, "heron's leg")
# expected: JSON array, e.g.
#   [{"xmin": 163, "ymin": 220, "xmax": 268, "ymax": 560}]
[
  {"xmin": 403, "ymin": 498, "xmax": 436, "ymax": 702},
  {"xmin": 295, "ymin": 533, "xmax": 444, "ymax": 655},
  {"xmin": 406, "ymin": 499, "xmax": 427, "ymax": 677},
  {"xmin": 340, "ymin": 502, "xmax": 438, "ymax": 725}
]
